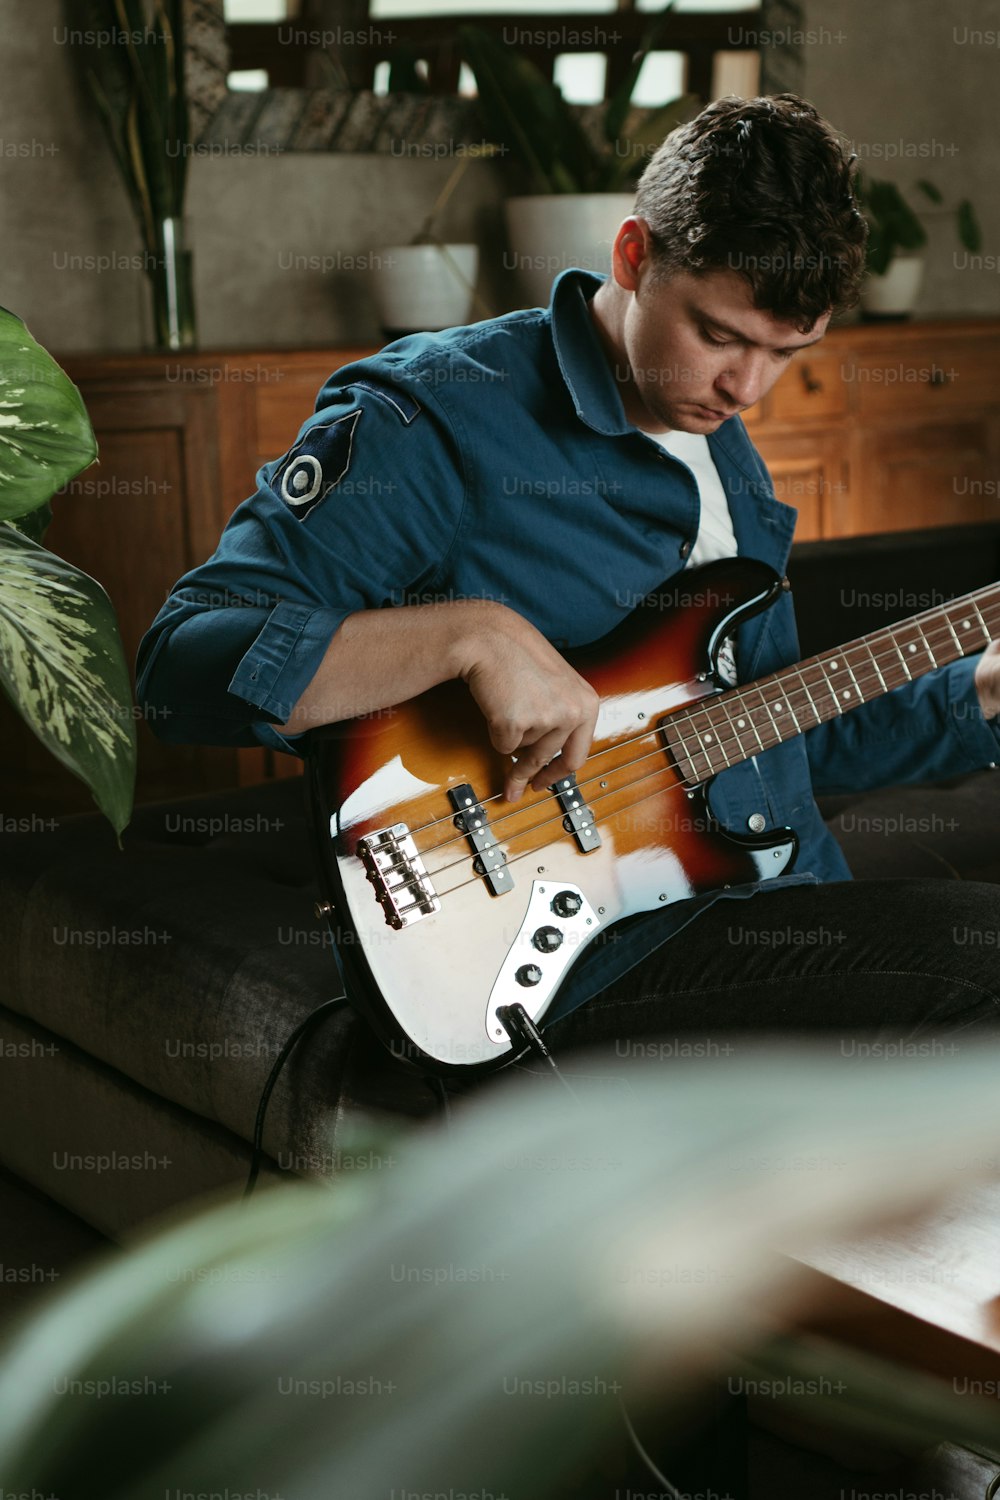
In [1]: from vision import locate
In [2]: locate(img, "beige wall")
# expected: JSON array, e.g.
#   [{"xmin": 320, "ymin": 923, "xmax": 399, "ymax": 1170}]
[
  {"xmin": 4, "ymin": 0, "xmax": 998, "ymax": 354},
  {"xmin": 2, "ymin": 0, "xmax": 509, "ymax": 354},
  {"xmin": 802, "ymin": 0, "xmax": 1000, "ymax": 318}
]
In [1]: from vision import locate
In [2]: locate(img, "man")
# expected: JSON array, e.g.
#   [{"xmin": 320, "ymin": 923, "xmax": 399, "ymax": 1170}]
[{"xmin": 137, "ymin": 94, "xmax": 1000, "ymax": 1049}]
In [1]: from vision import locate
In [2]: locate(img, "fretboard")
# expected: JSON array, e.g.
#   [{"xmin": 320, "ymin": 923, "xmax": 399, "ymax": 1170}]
[{"xmin": 663, "ymin": 582, "xmax": 1000, "ymax": 784}]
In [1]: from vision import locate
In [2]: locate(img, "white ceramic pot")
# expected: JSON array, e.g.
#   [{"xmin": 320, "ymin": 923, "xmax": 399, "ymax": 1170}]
[
  {"xmin": 371, "ymin": 243, "xmax": 479, "ymax": 335},
  {"xmin": 860, "ymin": 254, "xmax": 925, "ymax": 319},
  {"xmin": 503, "ymin": 193, "xmax": 635, "ymax": 307}
]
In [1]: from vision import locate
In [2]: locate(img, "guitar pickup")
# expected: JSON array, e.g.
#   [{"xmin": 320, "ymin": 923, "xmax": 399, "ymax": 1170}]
[
  {"xmin": 448, "ymin": 784, "xmax": 514, "ymax": 896},
  {"xmin": 553, "ymin": 773, "xmax": 601, "ymax": 853}
]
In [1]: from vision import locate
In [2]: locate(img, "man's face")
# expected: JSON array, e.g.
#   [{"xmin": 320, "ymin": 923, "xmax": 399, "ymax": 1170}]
[{"xmin": 618, "ymin": 258, "xmax": 831, "ymax": 434}]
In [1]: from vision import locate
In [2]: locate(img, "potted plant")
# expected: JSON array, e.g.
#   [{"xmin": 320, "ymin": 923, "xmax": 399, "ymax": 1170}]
[
  {"xmin": 858, "ymin": 175, "xmax": 981, "ymax": 319},
  {"xmin": 460, "ymin": 14, "xmax": 695, "ymax": 306},
  {"xmin": 69, "ymin": 0, "xmax": 195, "ymax": 349},
  {"xmin": 0, "ymin": 308, "xmax": 136, "ymax": 834},
  {"xmin": 371, "ymin": 149, "xmax": 497, "ymax": 338}
]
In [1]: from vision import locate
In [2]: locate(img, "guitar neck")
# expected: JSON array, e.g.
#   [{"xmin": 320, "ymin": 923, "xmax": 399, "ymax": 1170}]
[{"xmin": 665, "ymin": 580, "xmax": 1000, "ymax": 784}]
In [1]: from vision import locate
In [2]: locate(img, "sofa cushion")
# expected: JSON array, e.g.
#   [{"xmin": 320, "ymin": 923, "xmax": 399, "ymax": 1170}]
[
  {"xmin": 3, "ymin": 766, "xmax": 999, "ymax": 1236},
  {"xmin": 1, "ymin": 777, "xmax": 439, "ymax": 1179}
]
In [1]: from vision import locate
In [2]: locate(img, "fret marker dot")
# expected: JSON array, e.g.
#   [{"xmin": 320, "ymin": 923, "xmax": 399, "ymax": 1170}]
[
  {"xmin": 737, "ymin": 718, "xmax": 746, "ymax": 728},
  {"xmin": 962, "ymin": 621, "xmax": 970, "ymax": 630},
  {"xmin": 830, "ymin": 661, "xmax": 838, "ymax": 671},
  {"xmin": 703, "ymin": 733, "xmax": 714, "ymax": 743},
  {"xmin": 907, "ymin": 644, "xmax": 917, "ymax": 653},
  {"xmin": 774, "ymin": 703, "xmax": 784, "ymax": 713},
  {"xmin": 842, "ymin": 690, "xmax": 852, "ymax": 700}
]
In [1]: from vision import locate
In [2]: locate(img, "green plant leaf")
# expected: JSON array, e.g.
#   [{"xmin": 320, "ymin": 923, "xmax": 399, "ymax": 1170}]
[
  {"xmin": 599, "ymin": 93, "xmax": 697, "ymax": 191},
  {"xmin": 603, "ymin": 2, "xmax": 675, "ymax": 146},
  {"xmin": 0, "ymin": 523, "xmax": 136, "ymax": 833},
  {"xmin": 387, "ymin": 45, "xmax": 430, "ymax": 94},
  {"xmin": 862, "ymin": 178, "xmax": 926, "ymax": 272},
  {"xmin": 957, "ymin": 198, "xmax": 982, "ymax": 253},
  {"xmin": 915, "ymin": 178, "xmax": 943, "ymax": 204},
  {"xmin": 0, "ymin": 309, "xmax": 98, "ymax": 521},
  {"xmin": 7, "ymin": 501, "xmax": 52, "ymax": 544},
  {"xmin": 459, "ymin": 23, "xmax": 600, "ymax": 193},
  {"xmin": 4, "ymin": 1050, "xmax": 1000, "ymax": 1494}
]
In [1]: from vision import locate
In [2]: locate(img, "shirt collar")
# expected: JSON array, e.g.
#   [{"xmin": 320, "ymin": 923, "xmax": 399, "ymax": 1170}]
[{"xmin": 549, "ymin": 268, "xmax": 633, "ymax": 437}]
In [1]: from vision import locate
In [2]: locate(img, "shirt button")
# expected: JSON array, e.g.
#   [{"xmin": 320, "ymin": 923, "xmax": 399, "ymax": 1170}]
[
  {"xmin": 747, "ymin": 813, "xmax": 766, "ymax": 832},
  {"xmin": 679, "ymin": 540, "xmax": 692, "ymax": 560}
]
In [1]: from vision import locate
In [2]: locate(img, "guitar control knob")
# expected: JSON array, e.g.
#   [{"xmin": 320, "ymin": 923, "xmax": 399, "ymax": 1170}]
[
  {"xmin": 515, "ymin": 964, "xmax": 543, "ymax": 987},
  {"xmin": 532, "ymin": 925, "xmax": 563, "ymax": 953},
  {"xmin": 550, "ymin": 889, "xmax": 582, "ymax": 919}
]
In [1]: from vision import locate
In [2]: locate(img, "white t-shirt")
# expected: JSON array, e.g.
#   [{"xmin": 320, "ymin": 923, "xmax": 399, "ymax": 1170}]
[{"xmin": 648, "ymin": 428, "xmax": 739, "ymax": 684}]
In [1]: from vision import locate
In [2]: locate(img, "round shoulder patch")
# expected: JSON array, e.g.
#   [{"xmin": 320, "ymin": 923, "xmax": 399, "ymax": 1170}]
[{"xmin": 273, "ymin": 409, "xmax": 362, "ymax": 521}]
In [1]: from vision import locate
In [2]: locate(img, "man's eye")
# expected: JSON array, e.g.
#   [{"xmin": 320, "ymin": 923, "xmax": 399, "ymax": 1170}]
[{"xmin": 701, "ymin": 330, "xmax": 730, "ymax": 348}]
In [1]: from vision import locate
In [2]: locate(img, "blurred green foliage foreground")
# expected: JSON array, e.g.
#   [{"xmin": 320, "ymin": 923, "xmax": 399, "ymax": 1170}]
[{"xmin": 2, "ymin": 1044, "xmax": 1000, "ymax": 1497}]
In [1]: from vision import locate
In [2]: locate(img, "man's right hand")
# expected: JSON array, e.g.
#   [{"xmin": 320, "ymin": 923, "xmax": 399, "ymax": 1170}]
[
  {"xmin": 455, "ymin": 606, "xmax": 600, "ymax": 802},
  {"xmin": 276, "ymin": 600, "xmax": 600, "ymax": 801}
]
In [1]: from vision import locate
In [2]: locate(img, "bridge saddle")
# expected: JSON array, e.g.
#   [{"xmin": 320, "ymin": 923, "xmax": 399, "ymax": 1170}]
[{"xmin": 357, "ymin": 823, "xmax": 440, "ymax": 930}]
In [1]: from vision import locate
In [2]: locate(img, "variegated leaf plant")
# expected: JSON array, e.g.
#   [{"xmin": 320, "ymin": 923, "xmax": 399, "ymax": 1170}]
[{"xmin": 0, "ymin": 307, "xmax": 136, "ymax": 835}]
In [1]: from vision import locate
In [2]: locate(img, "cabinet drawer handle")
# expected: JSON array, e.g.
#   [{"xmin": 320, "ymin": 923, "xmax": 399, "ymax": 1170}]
[{"xmin": 800, "ymin": 363, "xmax": 823, "ymax": 394}]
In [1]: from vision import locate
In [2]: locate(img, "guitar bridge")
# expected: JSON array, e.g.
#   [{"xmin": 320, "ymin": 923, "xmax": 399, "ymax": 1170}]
[{"xmin": 357, "ymin": 824, "xmax": 440, "ymax": 930}]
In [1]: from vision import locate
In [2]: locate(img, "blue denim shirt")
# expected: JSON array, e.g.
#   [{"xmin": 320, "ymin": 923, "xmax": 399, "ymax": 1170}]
[{"xmin": 137, "ymin": 269, "xmax": 1000, "ymax": 1020}]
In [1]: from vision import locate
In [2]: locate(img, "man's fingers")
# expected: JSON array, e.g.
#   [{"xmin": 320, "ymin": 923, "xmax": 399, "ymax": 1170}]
[
  {"xmin": 503, "ymin": 729, "xmax": 570, "ymax": 801},
  {"xmin": 525, "ymin": 718, "xmax": 597, "ymax": 793}
]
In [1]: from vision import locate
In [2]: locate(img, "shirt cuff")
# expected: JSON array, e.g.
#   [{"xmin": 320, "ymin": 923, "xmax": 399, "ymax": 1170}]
[{"xmin": 229, "ymin": 600, "xmax": 348, "ymax": 724}]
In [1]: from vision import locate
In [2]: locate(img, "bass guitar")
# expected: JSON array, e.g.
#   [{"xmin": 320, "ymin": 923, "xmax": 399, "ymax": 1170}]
[{"xmin": 306, "ymin": 557, "xmax": 1000, "ymax": 1074}]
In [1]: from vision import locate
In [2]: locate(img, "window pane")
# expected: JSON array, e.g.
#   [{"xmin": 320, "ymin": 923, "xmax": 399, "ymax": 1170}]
[
  {"xmin": 373, "ymin": 0, "xmax": 616, "ymax": 15},
  {"xmin": 638, "ymin": 0, "xmax": 760, "ymax": 9},
  {"xmin": 711, "ymin": 49, "xmax": 761, "ymax": 99},
  {"xmin": 631, "ymin": 50, "xmax": 687, "ymax": 107},
  {"xmin": 227, "ymin": 68, "xmax": 270, "ymax": 90},
  {"xmin": 458, "ymin": 61, "xmax": 477, "ymax": 97},
  {"xmin": 553, "ymin": 53, "xmax": 607, "ymax": 106},
  {"xmin": 223, "ymin": 0, "xmax": 295, "ymax": 19}
]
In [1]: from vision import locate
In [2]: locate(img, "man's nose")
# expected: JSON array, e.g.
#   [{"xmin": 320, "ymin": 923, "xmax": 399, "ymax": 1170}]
[{"xmin": 715, "ymin": 353, "xmax": 769, "ymax": 410}]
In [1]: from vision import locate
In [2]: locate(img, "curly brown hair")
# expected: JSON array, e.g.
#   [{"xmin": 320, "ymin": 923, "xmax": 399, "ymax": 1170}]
[{"xmin": 634, "ymin": 93, "xmax": 867, "ymax": 330}]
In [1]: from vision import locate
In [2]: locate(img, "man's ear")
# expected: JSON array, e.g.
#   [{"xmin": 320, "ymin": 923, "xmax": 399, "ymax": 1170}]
[{"xmin": 610, "ymin": 216, "xmax": 656, "ymax": 293}]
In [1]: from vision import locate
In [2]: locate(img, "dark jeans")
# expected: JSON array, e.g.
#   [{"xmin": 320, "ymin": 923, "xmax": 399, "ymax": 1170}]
[{"xmin": 542, "ymin": 878, "xmax": 1000, "ymax": 1060}]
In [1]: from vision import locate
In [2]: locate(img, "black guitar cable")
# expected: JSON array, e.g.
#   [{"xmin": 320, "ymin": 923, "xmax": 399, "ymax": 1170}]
[
  {"xmin": 243, "ymin": 993, "xmax": 348, "ymax": 1199},
  {"xmin": 496, "ymin": 1002, "xmax": 582, "ymax": 1103},
  {"xmin": 242, "ymin": 992, "xmax": 685, "ymax": 1494}
]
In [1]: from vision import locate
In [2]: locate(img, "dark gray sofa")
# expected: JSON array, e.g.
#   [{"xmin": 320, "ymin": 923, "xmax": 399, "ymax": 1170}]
[{"xmin": 3, "ymin": 767, "xmax": 1000, "ymax": 1240}]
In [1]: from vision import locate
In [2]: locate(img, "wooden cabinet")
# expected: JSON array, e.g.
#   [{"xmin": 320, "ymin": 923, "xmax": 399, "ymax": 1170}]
[
  {"xmin": 745, "ymin": 318, "xmax": 1000, "ymax": 539},
  {"xmin": 5, "ymin": 321, "xmax": 999, "ymax": 815}
]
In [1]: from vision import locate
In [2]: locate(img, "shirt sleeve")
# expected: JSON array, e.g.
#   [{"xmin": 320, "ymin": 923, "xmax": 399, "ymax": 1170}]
[
  {"xmin": 805, "ymin": 651, "xmax": 1000, "ymax": 795},
  {"xmin": 136, "ymin": 372, "xmax": 468, "ymax": 753}
]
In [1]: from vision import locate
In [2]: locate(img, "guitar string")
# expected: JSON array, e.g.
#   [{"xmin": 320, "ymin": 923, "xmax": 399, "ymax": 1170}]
[
  {"xmin": 423, "ymin": 750, "xmax": 688, "ymax": 888},
  {"xmin": 399, "ymin": 606, "xmax": 997, "ymax": 872},
  {"xmin": 415, "ymin": 610, "xmax": 986, "ymax": 899},
  {"xmin": 372, "ymin": 607, "xmax": 1000, "ymax": 911},
  {"xmin": 428, "ymin": 762, "xmax": 703, "ymax": 903},
  {"xmin": 392, "ymin": 619, "xmax": 995, "ymax": 898},
  {"xmin": 401, "ymin": 593, "xmax": 1000, "ymax": 855},
  {"xmin": 413, "ymin": 607, "xmax": 980, "ymax": 891},
  {"xmin": 666, "ymin": 606, "xmax": 1000, "ymax": 768}
]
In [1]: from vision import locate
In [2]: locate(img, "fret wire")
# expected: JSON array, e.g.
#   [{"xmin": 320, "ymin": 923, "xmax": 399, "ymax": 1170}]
[
  {"xmin": 788, "ymin": 666, "xmax": 823, "ymax": 725},
  {"xmin": 970, "ymin": 599, "xmax": 991, "ymax": 642},
  {"xmin": 662, "ymin": 590, "xmax": 1000, "ymax": 768},
  {"xmin": 863, "ymin": 639, "xmax": 888, "ymax": 693}
]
